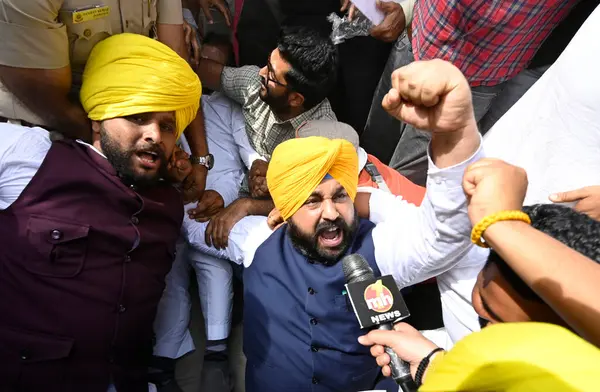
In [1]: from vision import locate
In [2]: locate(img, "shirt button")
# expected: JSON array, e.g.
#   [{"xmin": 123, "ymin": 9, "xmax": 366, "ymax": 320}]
[
  {"xmin": 310, "ymin": 318, "xmax": 318, "ymax": 325},
  {"xmin": 311, "ymin": 345, "xmax": 319, "ymax": 352},
  {"xmin": 439, "ymin": 215, "xmax": 446, "ymax": 223},
  {"xmin": 20, "ymin": 349, "xmax": 31, "ymax": 360},
  {"xmin": 118, "ymin": 304, "xmax": 126, "ymax": 313},
  {"xmin": 131, "ymin": 216, "xmax": 139, "ymax": 225},
  {"xmin": 312, "ymin": 376, "xmax": 319, "ymax": 384},
  {"xmin": 50, "ymin": 229, "xmax": 62, "ymax": 240},
  {"xmin": 308, "ymin": 287, "xmax": 315, "ymax": 295},
  {"xmin": 435, "ymin": 177, "xmax": 444, "ymax": 185},
  {"xmin": 124, "ymin": 255, "xmax": 131, "ymax": 263},
  {"xmin": 83, "ymin": 28, "xmax": 92, "ymax": 38}
]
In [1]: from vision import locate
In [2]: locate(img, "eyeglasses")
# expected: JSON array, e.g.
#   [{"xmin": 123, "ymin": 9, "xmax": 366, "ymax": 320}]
[{"xmin": 266, "ymin": 57, "xmax": 288, "ymax": 88}]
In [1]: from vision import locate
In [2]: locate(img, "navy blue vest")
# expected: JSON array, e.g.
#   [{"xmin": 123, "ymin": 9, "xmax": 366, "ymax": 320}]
[{"xmin": 243, "ymin": 219, "xmax": 397, "ymax": 392}]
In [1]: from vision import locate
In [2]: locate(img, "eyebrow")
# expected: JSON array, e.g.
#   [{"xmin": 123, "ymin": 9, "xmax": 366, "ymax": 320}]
[{"xmin": 480, "ymin": 294, "xmax": 505, "ymax": 323}]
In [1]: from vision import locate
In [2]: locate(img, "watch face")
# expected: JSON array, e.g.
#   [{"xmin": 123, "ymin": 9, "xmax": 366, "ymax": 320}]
[{"xmin": 207, "ymin": 154, "xmax": 214, "ymax": 170}]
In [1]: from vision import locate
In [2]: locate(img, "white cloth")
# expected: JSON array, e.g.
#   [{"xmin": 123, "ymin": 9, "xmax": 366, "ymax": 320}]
[{"xmin": 483, "ymin": 7, "xmax": 600, "ymax": 205}]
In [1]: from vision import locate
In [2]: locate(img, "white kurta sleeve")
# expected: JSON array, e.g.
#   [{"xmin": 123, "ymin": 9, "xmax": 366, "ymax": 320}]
[{"xmin": 373, "ymin": 138, "xmax": 484, "ymax": 287}]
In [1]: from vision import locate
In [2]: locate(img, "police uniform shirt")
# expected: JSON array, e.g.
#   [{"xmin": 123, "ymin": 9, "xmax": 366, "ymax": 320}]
[{"xmin": 0, "ymin": 0, "xmax": 183, "ymax": 125}]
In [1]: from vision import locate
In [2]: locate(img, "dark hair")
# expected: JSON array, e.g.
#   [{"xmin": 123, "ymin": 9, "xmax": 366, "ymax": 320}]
[
  {"xmin": 487, "ymin": 204, "xmax": 600, "ymax": 302},
  {"xmin": 277, "ymin": 25, "xmax": 338, "ymax": 110}
]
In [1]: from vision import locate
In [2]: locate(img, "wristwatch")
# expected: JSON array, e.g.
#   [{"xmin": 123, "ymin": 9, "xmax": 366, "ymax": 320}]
[{"xmin": 190, "ymin": 154, "xmax": 214, "ymax": 170}]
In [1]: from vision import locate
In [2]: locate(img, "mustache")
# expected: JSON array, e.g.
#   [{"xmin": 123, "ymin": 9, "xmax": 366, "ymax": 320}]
[
  {"xmin": 136, "ymin": 142, "xmax": 166, "ymax": 159},
  {"xmin": 315, "ymin": 218, "xmax": 344, "ymax": 236}
]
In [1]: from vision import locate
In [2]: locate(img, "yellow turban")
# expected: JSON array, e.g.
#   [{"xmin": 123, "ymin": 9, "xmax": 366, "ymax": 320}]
[
  {"xmin": 421, "ymin": 323, "xmax": 600, "ymax": 392},
  {"xmin": 80, "ymin": 33, "xmax": 201, "ymax": 139},
  {"xmin": 267, "ymin": 137, "xmax": 358, "ymax": 221}
]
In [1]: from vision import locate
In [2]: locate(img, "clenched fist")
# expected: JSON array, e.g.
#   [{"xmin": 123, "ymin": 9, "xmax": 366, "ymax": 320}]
[
  {"xmin": 383, "ymin": 59, "xmax": 475, "ymax": 134},
  {"xmin": 463, "ymin": 158, "xmax": 529, "ymax": 225}
]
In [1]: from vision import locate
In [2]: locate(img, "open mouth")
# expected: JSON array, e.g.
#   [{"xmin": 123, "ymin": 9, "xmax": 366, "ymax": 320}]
[
  {"xmin": 318, "ymin": 225, "xmax": 343, "ymax": 248},
  {"xmin": 136, "ymin": 150, "xmax": 160, "ymax": 169}
]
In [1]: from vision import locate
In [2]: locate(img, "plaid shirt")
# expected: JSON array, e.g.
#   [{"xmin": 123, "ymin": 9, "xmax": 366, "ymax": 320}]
[
  {"xmin": 411, "ymin": 0, "xmax": 578, "ymax": 86},
  {"xmin": 221, "ymin": 66, "xmax": 337, "ymax": 160}
]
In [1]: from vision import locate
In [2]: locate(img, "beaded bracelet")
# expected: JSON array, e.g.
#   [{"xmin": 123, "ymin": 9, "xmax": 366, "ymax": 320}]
[
  {"xmin": 471, "ymin": 210, "xmax": 531, "ymax": 248},
  {"xmin": 415, "ymin": 347, "xmax": 444, "ymax": 387}
]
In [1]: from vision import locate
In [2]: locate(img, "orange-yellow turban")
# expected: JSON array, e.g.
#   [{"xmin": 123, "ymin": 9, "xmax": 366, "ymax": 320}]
[
  {"xmin": 80, "ymin": 33, "xmax": 201, "ymax": 139},
  {"xmin": 266, "ymin": 137, "xmax": 358, "ymax": 221},
  {"xmin": 421, "ymin": 323, "xmax": 600, "ymax": 391}
]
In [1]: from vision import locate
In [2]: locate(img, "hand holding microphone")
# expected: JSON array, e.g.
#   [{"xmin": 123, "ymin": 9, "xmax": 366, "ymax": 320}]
[
  {"xmin": 358, "ymin": 323, "xmax": 440, "ymax": 379},
  {"xmin": 342, "ymin": 254, "xmax": 417, "ymax": 392}
]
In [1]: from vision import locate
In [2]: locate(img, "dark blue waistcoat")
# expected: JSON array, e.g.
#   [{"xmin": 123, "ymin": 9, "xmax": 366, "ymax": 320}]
[{"xmin": 243, "ymin": 218, "xmax": 397, "ymax": 392}]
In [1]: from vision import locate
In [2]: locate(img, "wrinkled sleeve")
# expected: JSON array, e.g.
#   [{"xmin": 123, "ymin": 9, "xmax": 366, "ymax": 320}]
[
  {"xmin": 373, "ymin": 137, "xmax": 484, "ymax": 287},
  {"xmin": 0, "ymin": 0, "xmax": 69, "ymax": 68},
  {"xmin": 221, "ymin": 65, "xmax": 262, "ymax": 106}
]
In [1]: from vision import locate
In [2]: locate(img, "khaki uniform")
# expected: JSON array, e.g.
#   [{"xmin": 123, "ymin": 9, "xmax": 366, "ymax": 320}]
[{"xmin": 0, "ymin": 0, "xmax": 183, "ymax": 125}]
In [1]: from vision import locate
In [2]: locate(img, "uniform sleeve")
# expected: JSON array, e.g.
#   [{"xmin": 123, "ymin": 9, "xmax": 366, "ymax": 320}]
[
  {"xmin": 0, "ymin": 0, "xmax": 69, "ymax": 69},
  {"xmin": 221, "ymin": 66, "xmax": 262, "ymax": 106},
  {"xmin": 158, "ymin": 0, "xmax": 184, "ymax": 24},
  {"xmin": 373, "ymin": 137, "xmax": 485, "ymax": 288}
]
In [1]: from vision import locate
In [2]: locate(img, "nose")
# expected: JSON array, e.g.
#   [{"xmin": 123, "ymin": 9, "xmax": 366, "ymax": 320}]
[
  {"xmin": 321, "ymin": 199, "xmax": 339, "ymax": 221},
  {"xmin": 142, "ymin": 121, "xmax": 162, "ymax": 144}
]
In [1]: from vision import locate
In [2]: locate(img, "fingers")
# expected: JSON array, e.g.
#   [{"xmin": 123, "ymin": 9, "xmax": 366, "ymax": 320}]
[
  {"xmin": 550, "ymin": 187, "xmax": 589, "ymax": 203},
  {"xmin": 376, "ymin": 0, "xmax": 396, "ymax": 12},
  {"xmin": 213, "ymin": 0, "xmax": 232, "ymax": 26},
  {"xmin": 205, "ymin": 219, "xmax": 215, "ymax": 247},
  {"xmin": 191, "ymin": 34, "xmax": 201, "ymax": 67},
  {"xmin": 348, "ymin": 4, "xmax": 357, "ymax": 21},
  {"xmin": 462, "ymin": 159, "xmax": 499, "ymax": 196},
  {"xmin": 359, "ymin": 329, "xmax": 400, "ymax": 349},
  {"xmin": 340, "ymin": 0, "xmax": 350, "ymax": 12},
  {"xmin": 201, "ymin": 1, "xmax": 214, "ymax": 24}
]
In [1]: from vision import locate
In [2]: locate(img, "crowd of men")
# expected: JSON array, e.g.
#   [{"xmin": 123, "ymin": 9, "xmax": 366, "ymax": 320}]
[{"xmin": 1, "ymin": 0, "xmax": 600, "ymax": 391}]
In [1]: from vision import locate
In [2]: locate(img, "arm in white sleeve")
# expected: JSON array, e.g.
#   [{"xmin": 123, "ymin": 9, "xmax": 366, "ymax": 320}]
[
  {"xmin": 373, "ymin": 137, "xmax": 484, "ymax": 287},
  {"xmin": 206, "ymin": 172, "xmax": 242, "ymax": 208},
  {"xmin": 231, "ymin": 106, "xmax": 265, "ymax": 170}
]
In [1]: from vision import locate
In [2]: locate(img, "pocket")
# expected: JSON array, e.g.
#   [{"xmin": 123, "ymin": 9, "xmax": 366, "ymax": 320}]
[
  {"xmin": 0, "ymin": 325, "xmax": 74, "ymax": 388},
  {"xmin": 351, "ymin": 364, "xmax": 380, "ymax": 382},
  {"xmin": 60, "ymin": 8, "xmax": 112, "ymax": 67},
  {"xmin": 24, "ymin": 215, "xmax": 89, "ymax": 278}
]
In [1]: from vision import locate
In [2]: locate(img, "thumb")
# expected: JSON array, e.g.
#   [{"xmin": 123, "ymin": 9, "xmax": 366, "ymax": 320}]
[
  {"xmin": 358, "ymin": 329, "xmax": 398, "ymax": 347},
  {"xmin": 550, "ymin": 188, "xmax": 588, "ymax": 203},
  {"xmin": 201, "ymin": 2, "xmax": 214, "ymax": 23}
]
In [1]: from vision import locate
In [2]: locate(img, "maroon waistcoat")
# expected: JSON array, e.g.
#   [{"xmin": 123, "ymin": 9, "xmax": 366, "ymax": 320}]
[{"xmin": 0, "ymin": 141, "xmax": 183, "ymax": 392}]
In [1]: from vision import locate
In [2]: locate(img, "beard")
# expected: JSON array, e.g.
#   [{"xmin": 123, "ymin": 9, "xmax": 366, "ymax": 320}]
[
  {"xmin": 287, "ymin": 210, "xmax": 359, "ymax": 267},
  {"xmin": 99, "ymin": 124, "xmax": 168, "ymax": 188},
  {"xmin": 259, "ymin": 75, "xmax": 293, "ymax": 117}
]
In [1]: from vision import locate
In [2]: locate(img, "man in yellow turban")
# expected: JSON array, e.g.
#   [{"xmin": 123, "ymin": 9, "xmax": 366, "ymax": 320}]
[
  {"xmin": 0, "ymin": 33, "xmax": 201, "ymax": 391},
  {"xmin": 241, "ymin": 59, "xmax": 492, "ymax": 392}
]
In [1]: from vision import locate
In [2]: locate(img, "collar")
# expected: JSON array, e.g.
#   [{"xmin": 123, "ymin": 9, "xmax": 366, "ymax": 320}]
[
  {"xmin": 358, "ymin": 147, "xmax": 368, "ymax": 174},
  {"xmin": 273, "ymin": 100, "xmax": 328, "ymax": 128},
  {"xmin": 76, "ymin": 139, "xmax": 107, "ymax": 159}
]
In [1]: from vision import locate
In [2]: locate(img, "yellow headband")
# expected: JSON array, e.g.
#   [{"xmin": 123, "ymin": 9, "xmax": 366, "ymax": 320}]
[
  {"xmin": 266, "ymin": 137, "xmax": 358, "ymax": 221},
  {"xmin": 80, "ymin": 33, "xmax": 201, "ymax": 139}
]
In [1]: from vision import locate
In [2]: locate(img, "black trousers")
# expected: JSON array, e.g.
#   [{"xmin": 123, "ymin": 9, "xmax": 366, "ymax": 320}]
[{"xmin": 236, "ymin": 0, "xmax": 392, "ymax": 134}]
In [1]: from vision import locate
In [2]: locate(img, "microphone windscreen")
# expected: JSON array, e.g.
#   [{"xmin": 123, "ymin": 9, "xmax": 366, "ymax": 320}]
[{"xmin": 342, "ymin": 254, "xmax": 375, "ymax": 284}]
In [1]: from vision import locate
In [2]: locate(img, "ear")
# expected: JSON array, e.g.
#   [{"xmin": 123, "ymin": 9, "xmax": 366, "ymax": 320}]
[
  {"xmin": 288, "ymin": 92, "xmax": 305, "ymax": 109},
  {"xmin": 91, "ymin": 120, "xmax": 102, "ymax": 135}
]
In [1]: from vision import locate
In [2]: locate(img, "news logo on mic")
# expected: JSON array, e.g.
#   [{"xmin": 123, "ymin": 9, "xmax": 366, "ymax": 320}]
[{"xmin": 345, "ymin": 275, "xmax": 410, "ymax": 329}]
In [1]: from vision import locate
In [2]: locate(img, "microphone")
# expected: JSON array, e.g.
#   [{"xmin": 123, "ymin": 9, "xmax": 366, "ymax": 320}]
[{"xmin": 342, "ymin": 254, "xmax": 417, "ymax": 392}]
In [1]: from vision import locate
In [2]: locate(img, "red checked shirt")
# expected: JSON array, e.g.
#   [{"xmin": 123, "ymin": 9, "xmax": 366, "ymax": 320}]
[{"xmin": 411, "ymin": 0, "xmax": 578, "ymax": 86}]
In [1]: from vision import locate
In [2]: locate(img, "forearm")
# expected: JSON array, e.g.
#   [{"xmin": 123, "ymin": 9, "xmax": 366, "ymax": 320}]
[
  {"xmin": 157, "ymin": 23, "xmax": 188, "ymax": 61},
  {"xmin": 244, "ymin": 198, "xmax": 275, "ymax": 217},
  {"xmin": 197, "ymin": 57, "xmax": 225, "ymax": 91},
  {"xmin": 0, "ymin": 65, "xmax": 89, "ymax": 138},
  {"xmin": 485, "ymin": 220, "xmax": 600, "ymax": 346},
  {"xmin": 430, "ymin": 118, "xmax": 480, "ymax": 169},
  {"xmin": 184, "ymin": 107, "xmax": 209, "ymax": 156}
]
